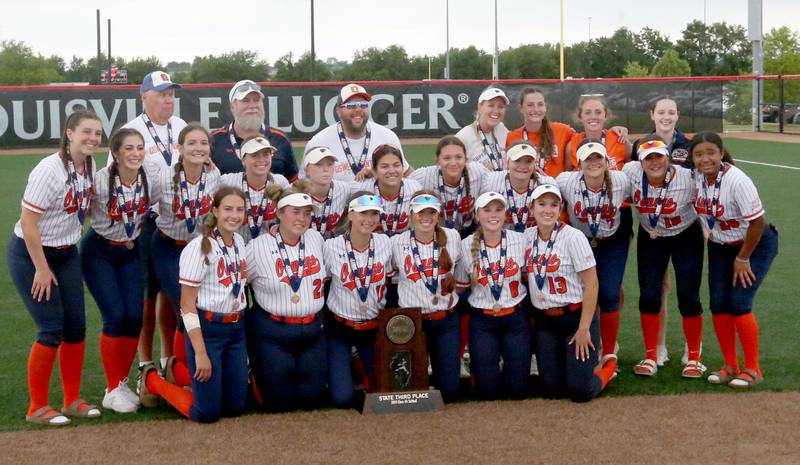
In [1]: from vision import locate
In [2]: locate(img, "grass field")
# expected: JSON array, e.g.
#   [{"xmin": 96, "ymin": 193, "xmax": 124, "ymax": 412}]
[{"xmin": 0, "ymin": 138, "xmax": 796, "ymax": 432}]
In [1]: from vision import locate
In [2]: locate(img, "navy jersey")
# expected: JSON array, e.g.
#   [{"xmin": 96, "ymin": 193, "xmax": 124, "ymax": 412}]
[
  {"xmin": 632, "ymin": 130, "xmax": 692, "ymax": 168},
  {"xmin": 210, "ymin": 124, "xmax": 298, "ymax": 181}
]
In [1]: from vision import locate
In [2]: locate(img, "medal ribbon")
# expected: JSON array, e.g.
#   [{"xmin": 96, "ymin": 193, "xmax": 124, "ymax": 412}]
[
  {"xmin": 228, "ymin": 123, "xmax": 267, "ymax": 159},
  {"xmin": 479, "ymin": 127, "xmax": 503, "ymax": 171},
  {"xmin": 377, "ymin": 180, "xmax": 404, "ymax": 237},
  {"xmin": 641, "ymin": 166, "xmax": 674, "ymax": 230},
  {"xmin": 276, "ymin": 231, "xmax": 306, "ymax": 293},
  {"xmin": 700, "ymin": 163, "xmax": 725, "ymax": 231},
  {"xmin": 311, "ymin": 184, "xmax": 335, "ymax": 235},
  {"xmin": 337, "ymin": 122, "xmax": 372, "ymax": 176},
  {"xmin": 479, "ymin": 230, "xmax": 507, "ymax": 302},
  {"xmin": 114, "ymin": 172, "xmax": 143, "ymax": 238},
  {"xmin": 213, "ymin": 228, "xmax": 243, "ymax": 299},
  {"xmin": 522, "ymin": 129, "xmax": 547, "ymax": 171},
  {"xmin": 345, "ymin": 233, "xmax": 375, "ymax": 303},
  {"xmin": 410, "ymin": 230, "xmax": 440, "ymax": 297},
  {"xmin": 579, "ymin": 175, "xmax": 607, "ymax": 241},
  {"xmin": 66, "ymin": 157, "xmax": 92, "ymax": 225},
  {"xmin": 241, "ymin": 174, "xmax": 270, "ymax": 239},
  {"xmin": 178, "ymin": 166, "xmax": 207, "ymax": 234},
  {"xmin": 437, "ymin": 168, "xmax": 464, "ymax": 228},
  {"xmin": 142, "ymin": 113, "xmax": 173, "ymax": 166},
  {"xmin": 505, "ymin": 174, "xmax": 535, "ymax": 233},
  {"xmin": 531, "ymin": 224, "xmax": 560, "ymax": 290}
]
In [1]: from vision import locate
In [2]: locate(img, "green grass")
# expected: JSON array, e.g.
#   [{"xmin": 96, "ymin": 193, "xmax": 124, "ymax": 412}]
[{"xmin": 0, "ymin": 139, "xmax": 796, "ymax": 431}]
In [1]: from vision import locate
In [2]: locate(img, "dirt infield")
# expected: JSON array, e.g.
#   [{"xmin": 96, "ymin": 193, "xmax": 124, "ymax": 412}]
[{"xmin": 2, "ymin": 391, "xmax": 797, "ymax": 465}]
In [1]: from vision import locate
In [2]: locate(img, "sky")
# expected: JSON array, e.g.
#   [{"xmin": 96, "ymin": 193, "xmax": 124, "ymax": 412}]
[{"xmin": 1, "ymin": 0, "xmax": 798, "ymax": 66}]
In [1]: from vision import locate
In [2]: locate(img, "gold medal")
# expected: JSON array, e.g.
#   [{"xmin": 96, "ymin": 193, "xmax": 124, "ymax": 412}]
[
  {"xmin": 125, "ymin": 241, "xmax": 134, "ymax": 250},
  {"xmin": 231, "ymin": 300, "xmax": 239, "ymax": 312},
  {"xmin": 493, "ymin": 303, "xmax": 501, "ymax": 311},
  {"xmin": 649, "ymin": 231, "xmax": 658, "ymax": 240},
  {"xmin": 291, "ymin": 294, "xmax": 300, "ymax": 304},
  {"xmin": 591, "ymin": 239, "xmax": 598, "ymax": 248},
  {"xmin": 432, "ymin": 296, "xmax": 439, "ymax": 306},
  {"xmin": 359, "ymin": 304, "xmax": 368, "ymax": 315}
]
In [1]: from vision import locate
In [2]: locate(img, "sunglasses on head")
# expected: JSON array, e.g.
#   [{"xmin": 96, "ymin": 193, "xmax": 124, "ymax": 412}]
[
  {"xmin": 639, "ymin": 140, "xmax": 668, "ymax": 151},
  {"xmin": 340, "ymin": 101, "xmax": 369, "ymax": 109},
  {"xmin": 411, "ymin": 194, "xmax": 441, "ymax": 208},
  {"xmin": 350, "ymin": 194, "xmax": 382, "ymax": 209},
  {"xmin": 235, "ymin": 82, "xmax": 261, "ymax": 94}
]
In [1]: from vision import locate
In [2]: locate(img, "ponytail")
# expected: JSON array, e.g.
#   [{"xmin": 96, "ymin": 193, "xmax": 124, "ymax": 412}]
[
  {"xmin": 468, "ymin": 227, "xmax": 484, "ymax": 285},
  {"xmin": 603, "ymin": 168, "xmax": 614, "ymax": 205},
  {"xmin": 435, "ymin": 223, "xmax": 455, "ymax": 293}
]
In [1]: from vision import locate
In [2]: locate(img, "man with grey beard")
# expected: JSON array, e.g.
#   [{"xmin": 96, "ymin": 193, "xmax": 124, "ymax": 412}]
[{"xmin": 210, "ymin": 79, "xmax": 298, "ymax": 180}]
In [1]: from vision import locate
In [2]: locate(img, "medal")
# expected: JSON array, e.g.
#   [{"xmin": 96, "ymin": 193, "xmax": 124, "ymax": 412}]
[
  {"xmin": 492, "ymin": 303, "xmax": 501, "ymax": 311},
  {"xmin": 377, "ymin": 180, "xmax": 404, "ymax": 237},
  {"xmin": 142, "ymin": 113, "xmax": 173, "ymax": 166},
  {"xmin": 478, "ymin": 127, "xmax": 503, "ymax": 171},
  {"xmin": 242, "ymin": 173, "xmax": 271, "ymax": 239},
  {"xmin": 580, "ymin": 175, "xmax": 607, "ymax": 246},
  {"xmin": 231, "ymin": 300, "xmax": 239, "ymax": 312},
  {"xmin": 479, "ymin": 230, "xmax": 507, "ymax": 305},
  {"xmin": 531, "ymin": 224, "xmax": 561, "ymax": 290},
  {"xmin": 437, "ymin": 168, "xmax": 465, "ymax": 228},
  {"xmin": 344, "ymin": 233, "xmax": 376, "ymax": 310},
  {"xmin": 700, "ymin": 164, "xmax": 725, "ymax": 231},
  {"xmin": 359, "ymin": 304, "xmax": 368, "ymax": 315},
  {"xmin": 113, "ymin": 171, "xmax": 143, "ymax": 239},
  {"xmin": 337, "ymin": 122, "xmax": 372, "ymax": 176},
  {"xmin": 276, "ymin": 230, "xmax": 306, "ymax": 294},
  {"xmin": 432, "ymin": 296, "xmax": 439, "ymax": 306},
  {"xmin": 213, "ymin": 228, "xmax": 244, "ymax": 300},
  {"xmin": 641, "ymin": 166, "xmax": 674, "ymax": 233},
  {"xmin": 649, "ymin": 231, "xmax": 658, "ymax": 240},
  {"xmin": 65, "ymin": 155, "xmax": 92, "ymax": 225},
  {"xmin": 591, "ymin": 239, "xmax": 598, "ymax": 248},
  {"xmin": 178, "ymin": 166, "xmax": 207, "ymax": 234},
  {"xmin": 125, "ymin": 241, "xmax": 134, "ymax": 250},
  {"xmin": 505, "ymin": 174, "xmax": 535, "ymax": 232},
  {"xmin": 410, "ymin": 230, "xmax": 440, "ymax": 303}
]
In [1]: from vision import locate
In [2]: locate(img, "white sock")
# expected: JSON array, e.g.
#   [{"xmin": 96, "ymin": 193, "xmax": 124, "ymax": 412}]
[
  {"xmin": 160, "ymin": 357, "xmax": 169, "ymax": 369},
  {"xmin": 139, "ymin": 360, "xmax": 152, "ymax": 368}
]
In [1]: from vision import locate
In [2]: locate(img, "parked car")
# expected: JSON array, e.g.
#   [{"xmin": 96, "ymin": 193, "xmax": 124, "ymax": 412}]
[{"xmin": 762, "ymin": 103, "xmax": 800, "ymax": 123}]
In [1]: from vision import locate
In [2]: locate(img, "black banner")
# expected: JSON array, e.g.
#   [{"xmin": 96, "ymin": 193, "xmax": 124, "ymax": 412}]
[{"xmin": 0, "ymin": 80, "xmax": 722, "ymax": 148}]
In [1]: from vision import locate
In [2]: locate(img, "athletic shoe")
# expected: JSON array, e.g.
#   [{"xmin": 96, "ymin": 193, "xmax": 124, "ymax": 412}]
[
  {"xmin": 118, "ymin": 378, "xmax": 140, "ymax": 406},
  {"xmin": 460, "ymin": 349, "xmax": 471, "ymax": 379},
  {"xmin": 102, "ymin": 383, "xmax": 139, "ymax": 413},
  {"xmin": 530, "ymin": 354, "xmax": 539, "ymax": 376},
  {"xmin": 656, "ymin": 345, "xmax": 670, "ymax": 367}
]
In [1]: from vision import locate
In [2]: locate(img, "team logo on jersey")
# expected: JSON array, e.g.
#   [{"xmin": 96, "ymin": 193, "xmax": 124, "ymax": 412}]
[
  {"xmin": 243, "ymin": 202, "xmax": 277, "ymax": 226},
  {"xmin": 475, "ymin": 258, "xmax": 520, "ymax": 286},
  {"xmin": 171, "ymin": 193, "xmax": 212, "ymax": 219},
  {"xmin": 275, "ymin": 255, "xmax": 322, "ymax": 282},
  {"xmin": 378, "ymin": 212, "xmax": 409, "ymax": 233},
  {"xmin": 216, "ymin": 257, "xmax": 248, "ymax": 286},
  {"xmin": 524, "ymin": 250, "xmax": 561, "ymax": 273},
  {"xmin": 633, "ymin": 190, "xmax": 678, "ymax": 214},
  {"xmin": 403, "ymin": 255, "xmax": 446, "ymax": 281},
  {"xmin": 313, "ymin": 213, "xmax": 341, "ymax": 232},
  {"xmin": 63, "ymin": 186, "xmax": 94, "ymax": 214},
  {"xmin": 339, "ymin": 262, "xmax": 385, "ymax": 288},
  {"xmin": 693, "ymin": 198, "xmax": 726, "ymax": 217},
  {"xmin": 444, "ymin": 196, "xmax": 475, "ymax": 224},
  {"xmin": 108, "ymin": 197, "xmax": 149, "ymax": 220},
  {"xmin": 505, "ymin": 209, "xmax": 537, "ymax": 228},
  {"xmin": 671, "ymin": 149, "xmax": 688, "ymax": 163},
  {"xmin": 573, "ymin": 201, "xmax": 617, "ymax": 224}
]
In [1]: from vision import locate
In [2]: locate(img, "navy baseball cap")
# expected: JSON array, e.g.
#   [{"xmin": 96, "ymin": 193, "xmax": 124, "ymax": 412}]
[{"xmin": 140, "ymin": 71, "xmax": 181, "ymax": 94}]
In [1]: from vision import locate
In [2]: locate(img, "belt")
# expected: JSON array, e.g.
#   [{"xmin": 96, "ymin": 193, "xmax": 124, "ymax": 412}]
[
  {"xmin": 333, "ymin": 314, "xmax": 378, "ymax": 331},
  {"xmin": 422, "ymin": 307, "xmax": 456, "ymax": 321},
  {"xmin": 199, "ymin": 308, "xmax": 243, "ymax": 324},
  {"xmin": 269, "ymin": 312, "xmax": 318, "ymax": 325},
  {"xmin": 44, "ymin": 244, "xmax": 76, "ymax": 251},
  {"xmin": 541, "ymin": 302, "xmax": 582, "ymax": 317},
  {"xmin": 159, "ymin": 231, "xmax": 189, "ymax": 246},
  {"xmin": 482, "ymin": 306, "xmax": 517, "ymax": 317},
  {"xmin": 95, "ymin": 234, "xmax": 134, "ymax": 248}
]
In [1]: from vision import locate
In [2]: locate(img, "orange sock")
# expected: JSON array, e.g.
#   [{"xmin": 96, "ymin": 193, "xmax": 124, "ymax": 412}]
[
  {"xmin": 173, "ymin": 361, "xmax": 193, "ymax": 387},
  {"xmin": 681, "ymin": 315, "xmax": 704, "ymax": 362},
  {"xmin": 120, "ymin": 336, "xmax": 140, "ymax": 381},
  {"xmin": 734, "ymin": 313, "xmax": 761, "ymax": 375},
  {"xmin": 600, "ymin": 311, "xmax": 620, "ymax": 356},
  {"xmin": 27, "ymin": 342, "xmax": 57, "ymax": 416},
  {"xmin": 459, "ymin": 315, "xmax": 469, "ymax": 357},
  {"xmin": 173, "ymin": 330, "xmax": 187, "ymax": 366},
  {"xmin": 145, "ymin": 370, "xmax": 191, "ymax": 418},
  {"xmin": 595, "ymin": 357, "xmax": 618, "ymax": 390},
  {"xmin": 712, "ymin": 314, "xmax": 739, "ymax": 372},
  {"xmin": 640, "ymin": 313, "xmax": 660, "ymax": 361},
  {"xmin": 100, "ymin": 334, "xmax": 122, "ymax": 390},
  {"xmin": 58, "ymin": 341, "xmax": 85, "ymax": 408}
]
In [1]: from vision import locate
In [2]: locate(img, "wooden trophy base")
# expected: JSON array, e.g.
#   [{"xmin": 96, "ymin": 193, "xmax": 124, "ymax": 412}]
[{"xmin": 362, "ymin": 389, "xmax": 444, "ymax": 415}]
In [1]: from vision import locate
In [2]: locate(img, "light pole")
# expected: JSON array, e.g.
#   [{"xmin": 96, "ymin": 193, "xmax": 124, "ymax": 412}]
[
  {"xmin": 492, "ymin": 0, "xmax": 499, "ymax": 80},
  {"xmin": 559, "ymin": 0, "xmax": 565, "ymax": 81},
  {"xmin": 588, "ymin": 16, "xmax": 592, "ymax": 41},
  {"xmin": 445, "ymin": 0, "xmax": 451, "ymax": 79},
  {"xmin": 310, "ymin": 0, "xmax": 316, "ymax": 81}
]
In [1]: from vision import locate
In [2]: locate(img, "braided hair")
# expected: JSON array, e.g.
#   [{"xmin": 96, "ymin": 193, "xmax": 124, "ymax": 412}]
[
  {"xmin": 200, "ymin": 186, "xmax": 246, "ymax": 264},
  {"xmin": 172, "ymin": 122, "xmax": 210, "ymax": 194},
  {"xmin": 59, "ymin": 109, "xmax": 100, "ymax": 184},
  {"xmin": 106, "ymin": 128, "xmax": 150, "ymax": 221}
]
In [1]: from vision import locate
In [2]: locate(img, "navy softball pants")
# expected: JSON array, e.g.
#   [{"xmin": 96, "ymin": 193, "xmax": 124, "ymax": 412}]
[
  {"xmin": 325, "ymin": 314, "xmax": 376, "ymax": 409},
  {"xmin": 468, "ymin": 308, "xmax": 531, "ymax": 400}
]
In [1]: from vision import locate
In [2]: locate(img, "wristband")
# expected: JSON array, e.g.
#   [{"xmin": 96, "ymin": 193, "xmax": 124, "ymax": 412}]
[
  {"xmin": 735, "ymin": 256, "xmax": 750, "ymax": 264},
  {"xmin": 181, "ymin": 311, "xmax": 201, "ymax": 332}
]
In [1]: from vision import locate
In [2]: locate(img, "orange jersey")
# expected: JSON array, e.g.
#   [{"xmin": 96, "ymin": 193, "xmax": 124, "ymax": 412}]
[
  {"xmin": 506, "ymin": 122, "xmax": 574, "ymax": 178},
  {"xmin": 567, "ymin": 131, "xmax": 627, "ymax": 171}
]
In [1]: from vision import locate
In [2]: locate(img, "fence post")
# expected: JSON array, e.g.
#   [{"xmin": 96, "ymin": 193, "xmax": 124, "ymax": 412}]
[{"xmin": 779, "ymin": 75, "xmax": 785, "ymax": 134}]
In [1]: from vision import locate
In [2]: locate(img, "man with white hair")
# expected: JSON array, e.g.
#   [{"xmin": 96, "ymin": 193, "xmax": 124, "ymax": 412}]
[
  {"xmin": 210, "ymin": 80, "xmax": 297, "ymax": 181},
  {"xmin": 301, "ymin": 83, "xmax": 410, "ymax": 182}
]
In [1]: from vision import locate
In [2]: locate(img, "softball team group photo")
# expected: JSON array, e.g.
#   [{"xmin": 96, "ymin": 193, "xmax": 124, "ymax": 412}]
[{"xmin": 10, "ymin": 71, "xmax": 779, "ymax": 425}]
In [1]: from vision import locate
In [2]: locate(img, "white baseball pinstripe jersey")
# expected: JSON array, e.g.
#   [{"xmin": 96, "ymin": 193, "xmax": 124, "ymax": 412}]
[
  {"xmin": 390, "ymin": 227, "xmax": 462, "ymax": 313},
  {"xmin": 89, "ymin": 166, "xmax": 161, "ymax": 242},
  {"xmin": 693, "ymin": 163, "xmax": 765, "ymax": 244},
  {"xmin": 219, "ymin": 172, "xmax": 288, "ymax": 243},
  {"xmin": 106, "ymin": 114, "xmax": 188, "ymax": 172},
  {"xmin": 481, "ymin": 171, "xmax": 557, "ymax": 230},
  {"xmin": 350, "ymin": 178, "xmax": 423, "ymax": 236},
  {"xmin": 623, "ymin": 162, "xmax": 697, "ymax": 237},
  {"xmin": 324, "ymin": 234, "xmax": 393, "ymax": 321},
  {"xmin": 454, "ymin": 230, "xmax": 528, "ymax": 310},
  {"xmin": 524, "ymin": 225, "xmax": 596, "ymax": 309},
  {"xmin": 155, "ymin": 166, "xmax": 220, "ymax": 242},
  {"xmin": 556, "ymin": 171, "xmax": 630, "ymax": 239},
  {"xmin": 246, "ymin": 228, "xmax": 326, "ymax": 317},
  {"xmin": 408, "ymin": 162, "xmax": 487, "ymax": 229},
  {"xmin": 455, "ymin": 123, "xmax": 509, "ymax": 171},
  {"xmin": 13, "ymin": 153, "xmax": 96, "ymax": 247},
  {"xmin": 178, "ymin": 233, "xmax": 248, "ymax": 314},
  {"xmin": 308, "ymin": 181, "xmax": 350, "ymax": 239}
]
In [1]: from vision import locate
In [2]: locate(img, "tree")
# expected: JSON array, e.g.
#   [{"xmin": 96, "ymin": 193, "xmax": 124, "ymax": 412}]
[
  {"xmin": 337, "ymin": 45, "xmax": 416, "ymax": 81},
  {"xmin": 447, "ymin": 46, "xmax": 493, "ymax": 79},
  {"xmin": 499, "ymin": 44, "xmax": 559, "ymax": 79},
  {"xmin": 190, "ymin": 50, "xmax": 269, "ymax": 83},
  {"xmin": 0, "ymin": 40, "xmax": 63, "ymax": 85},
  {"xmin": 623, "ymin": 61, "xmax": 650, "ymax": 78},
  {"xmin": 126, "ymin": 56, "xmax": 164, "ymax": 84},
  {"xmin": 272, "ymin": 52, "xmax": 332, "ymax": 82},
  {"xmin": 651, "ymin": 49, "xmax": 691, "ymax": 77},
  {"xmin": 763, "ymin": 26, "xmax": 800, "ymax": 104},
  {"xmin": 634, "ymin": 28, "xmax": 674, "ymax": 69},
  {"xmin": 676, "ymin": 20, "xmax": 751, "ymax": 76}
]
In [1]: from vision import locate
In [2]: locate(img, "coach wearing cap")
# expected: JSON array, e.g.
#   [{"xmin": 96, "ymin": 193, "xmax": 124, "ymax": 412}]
[
  {"xmin": 455, "ymin": 87, "xmax": 510, "ymax": 171},
  {"xmin": 300, "ymin": 83, "xmax": 410, "ymax": 183},
  {"xmin": 210, "ymin": 80, "xmax": 298, "ymax": 181}
]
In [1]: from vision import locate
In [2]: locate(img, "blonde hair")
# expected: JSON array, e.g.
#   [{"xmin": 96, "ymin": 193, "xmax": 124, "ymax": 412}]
[
  {"xmin": 574, "ymin": 95, "xmax": 614, "ymax": 126},
  {"xmin": 410, "ymin": 190, "xmax": 455, "ymax": 294}
]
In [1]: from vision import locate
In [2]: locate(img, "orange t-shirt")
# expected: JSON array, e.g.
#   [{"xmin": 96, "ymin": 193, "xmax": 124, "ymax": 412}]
[
  {"xmin": 567, "ymin": 130, "xmax": 627, "ymax": 171},
  {"xmin": 506, "ymin": 122, "xmax": 574, "ymax": 178}
]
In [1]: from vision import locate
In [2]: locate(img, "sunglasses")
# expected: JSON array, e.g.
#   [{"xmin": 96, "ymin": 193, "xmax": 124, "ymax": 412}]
[
  {"xmin": 639, "ymin": 140, "xmax": 668, "ymax": 151},
  {"xmin": 411, "ymin": 194, "xmax": 441, "ymax": 208},
  {"xmin": 349, "ymin": 194, "xmax": 382, "ymax": 210},
  {"xmin": 235, "ymin": 82, "xmax": 261, "ymax": 95},
  {"xmin": 340, "ymin": 101, "xmax": 370, "ymax": 109}
]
